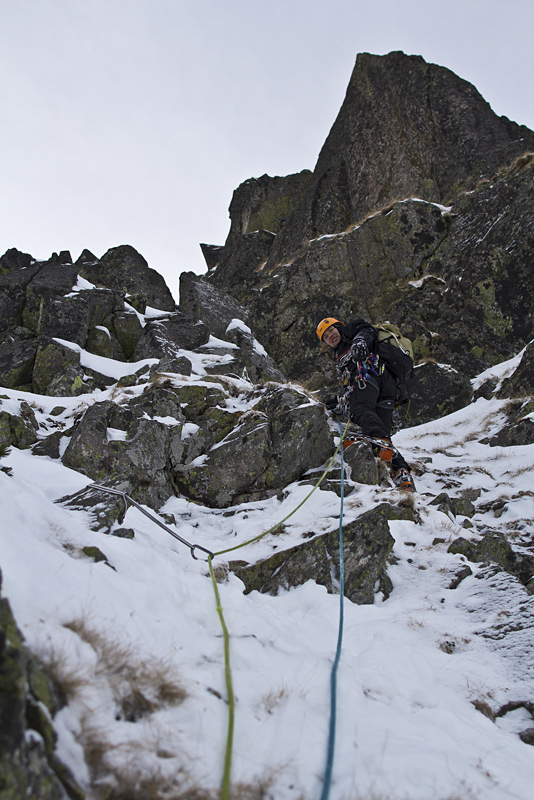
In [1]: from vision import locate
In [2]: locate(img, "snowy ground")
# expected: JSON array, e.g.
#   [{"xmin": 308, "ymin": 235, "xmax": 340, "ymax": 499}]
[{"xmin": 1, "ymin": 348, "xmax": 534, "ymax": 800}]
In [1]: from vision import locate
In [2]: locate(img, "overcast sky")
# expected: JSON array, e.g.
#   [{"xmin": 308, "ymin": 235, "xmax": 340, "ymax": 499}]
[{"xmin": 1, "ymin": 0, "xmax": 533, "ymax": 301}]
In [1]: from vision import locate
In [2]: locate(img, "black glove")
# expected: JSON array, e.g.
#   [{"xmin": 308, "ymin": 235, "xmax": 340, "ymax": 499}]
[
  {"xmin": 325, "ymin": 396, "xmax": 346, "ymax": 416},
  {"xmin": 350, "ymin": 337, "xmax": 369, "ymax": 361}
]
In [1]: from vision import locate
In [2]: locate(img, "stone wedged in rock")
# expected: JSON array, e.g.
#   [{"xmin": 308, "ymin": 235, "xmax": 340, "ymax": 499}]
[
  {"xmin": 342, "ymin": 439, "xmax": 379, "ymax": 485},
  {"xmin": 231, "ymin": 503, "xmax": 414, "ymax": 604},
  {"xmin": 132, "ymin": 313, "xmax": 210, "ymax": 360}
]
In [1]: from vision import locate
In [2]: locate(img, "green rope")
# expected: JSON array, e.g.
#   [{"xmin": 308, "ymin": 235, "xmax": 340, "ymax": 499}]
[
  {"xmin": 208, "ymin": 555, "xmax": 235, "ymax": 800},
  {"xmin": 213, "ymin": 419, "xmax": 350, "ymax": 558},
  {"xmin": 209, "ymin": 419, "xmax": 350, "ymax": 800}
]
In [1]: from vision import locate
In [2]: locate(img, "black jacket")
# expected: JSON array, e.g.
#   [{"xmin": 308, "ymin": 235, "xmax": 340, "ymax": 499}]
[{"xmin": 332, "ymin": 319, "xmax": 376, "ymax": 368}]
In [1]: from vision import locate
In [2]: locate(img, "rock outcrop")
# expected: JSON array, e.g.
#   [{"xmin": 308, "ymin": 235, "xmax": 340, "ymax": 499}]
[
  {"xmin": 200, "ymin": 53, "xmax": 534, "ymax": 424},
  {"xmin": 0, "ymin": 570, "xmax": 83, "ymax": 799},
  {"xmin": 208, "ymin": 52, "xmax": 534, "ymax": 282},
  {"xmin": 232, "ymin": 503, "xmax": 414, "ymax": 604},
  {"xmin": 1, "ymin": 50, "xmax": 534, "ymax": 795}
]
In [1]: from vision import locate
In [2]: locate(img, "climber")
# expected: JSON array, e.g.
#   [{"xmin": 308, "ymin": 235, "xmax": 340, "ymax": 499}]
[{"xmin": 316, "ymin": 316, "xmax": 415, "ymax": 492}]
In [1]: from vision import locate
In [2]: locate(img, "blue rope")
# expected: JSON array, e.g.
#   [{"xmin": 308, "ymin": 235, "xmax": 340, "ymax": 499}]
[{"xmin": 320, "ymin": 420, "xmax": 346, "ymax": 800}]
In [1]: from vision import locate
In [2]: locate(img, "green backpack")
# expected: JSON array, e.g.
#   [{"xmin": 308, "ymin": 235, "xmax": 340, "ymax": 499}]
[{"xmin": 375, "ymin": 322, "xmax": 415, "ymax": 383}]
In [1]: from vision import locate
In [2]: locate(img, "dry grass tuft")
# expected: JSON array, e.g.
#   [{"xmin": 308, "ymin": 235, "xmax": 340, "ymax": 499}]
[{"xmin": 40, "ymin": 616, "xmax": 188, "ymax": 726}]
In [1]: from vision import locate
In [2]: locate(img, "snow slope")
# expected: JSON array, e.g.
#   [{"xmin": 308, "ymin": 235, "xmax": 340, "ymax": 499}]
[{"xmin": 1, "ymin": 350, "xmax": 534, "ymax": 800}]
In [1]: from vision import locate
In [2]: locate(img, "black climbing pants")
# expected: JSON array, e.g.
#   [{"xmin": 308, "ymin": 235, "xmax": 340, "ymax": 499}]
[{"xmin": 349, "ymin": 368, "xmax": 409, "ymax": 471}]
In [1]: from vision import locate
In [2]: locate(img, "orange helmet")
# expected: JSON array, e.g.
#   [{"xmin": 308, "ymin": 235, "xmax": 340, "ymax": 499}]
[{"xmin": 316, "ymin": 317, "xmax": 341, "ymax": 341}]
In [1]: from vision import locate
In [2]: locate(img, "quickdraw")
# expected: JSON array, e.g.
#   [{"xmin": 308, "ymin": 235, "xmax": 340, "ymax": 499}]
[
  {"xmin": 342, "ymin": 353, "xmax": 380, "ymax": 390},
  {"xmin": 354, "ymin": 353, "xmax": 380, "ymax": 388}
]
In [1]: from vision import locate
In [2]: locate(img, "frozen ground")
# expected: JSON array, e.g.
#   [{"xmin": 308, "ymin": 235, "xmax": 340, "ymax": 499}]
[{"xmin": 1, "ymin": 346, "xmax": 534, "ymax": 800}]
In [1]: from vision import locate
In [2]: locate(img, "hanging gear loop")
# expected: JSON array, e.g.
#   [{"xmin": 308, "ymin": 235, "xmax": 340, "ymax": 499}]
[{"xmin": 89, "ymin": 483, "xmax": 214, "ymax": 561}]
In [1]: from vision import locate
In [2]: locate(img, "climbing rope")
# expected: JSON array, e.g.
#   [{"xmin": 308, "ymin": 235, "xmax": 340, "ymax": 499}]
[
  {"xmin": 207, "ymin": 556, "xmax": 235, "ymax": 800},
  {"xmin": 211, "ymin": 419, "xmax": 350, "ymax": 558},
  {"xmin": 208, "ymin": 418, "xmax": 349, "ymax": 800},
  {"xmin": 90, "ymin": 419, "xmax": 350, "ymax": 800},
  {"xmin": 320, "ymin": 419, "xmax": 346, "ymax": 800},
  {"xmin": 88, "ymin": 483, "xmax": 214, "ymax": 560}
]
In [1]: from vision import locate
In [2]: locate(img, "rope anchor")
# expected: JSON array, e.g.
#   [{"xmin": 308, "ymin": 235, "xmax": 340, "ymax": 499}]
[{"xmin": 88, "ymin": 483, "xmax": 214, "ymax": 561}]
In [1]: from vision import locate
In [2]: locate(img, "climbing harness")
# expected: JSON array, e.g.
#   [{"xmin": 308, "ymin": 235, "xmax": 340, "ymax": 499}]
[
  {"xmin": 88, "ymin": 483, "xmax": 214, "ymax": 560},
  {"xmin": 320, "ymin": 420, "xmax": 346, "ymax": 800}
]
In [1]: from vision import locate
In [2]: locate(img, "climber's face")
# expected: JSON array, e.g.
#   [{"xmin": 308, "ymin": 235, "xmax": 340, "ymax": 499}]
[{"xmin": 322, "ymin": 325, "xmax": 341, "ymax": 348}]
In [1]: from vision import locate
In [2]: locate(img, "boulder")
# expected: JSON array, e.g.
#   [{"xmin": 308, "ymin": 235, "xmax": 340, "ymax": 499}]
[
  {"xmin": 37, "ymin": 288, "xmax": 123, "ymax": 348},
  {"xmin": 22, "ymin": 262, "xmax": 78, "ymax": 334},
  {"xmin": 174, "ymin": 387, "xmax": 334, "ymax": 508},
  {"xmin": 32, "ymin": 338, "xmax": 81, "ymax": 395},
  {"xmin": 179, "ymin": 271, "xmax": 252, "ymax": 338},
  {"xmin": 80, "ymin": 244, "xmax": 176, "ymax": 311},
  {"xmin": 0, "ymin": 401, "xmax": 38, "ymax": 449},
  {"xmin": 61, "ymin": 400, "xmax": 176, "ymax": 511},
  {"xmin": 0, "ymin": 337, "xmax": 39, "ymax": 389},
  {"xmin": 231, "ymin": 503, "xmax": 414, "ymax": 604}
]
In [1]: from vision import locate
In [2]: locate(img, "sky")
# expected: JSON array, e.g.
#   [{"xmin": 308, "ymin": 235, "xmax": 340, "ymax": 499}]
[{"xmin": 1, "ymin": 0, "xmax": 533, "ymax": 301}]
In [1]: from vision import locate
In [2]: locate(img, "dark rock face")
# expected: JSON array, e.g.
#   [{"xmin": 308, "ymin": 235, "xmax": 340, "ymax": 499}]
[
  {"xmin": 231, "ymin": 504, "xmax": 413, "ymax": 604},
  {"xmin": 497, "ymin": 341, "xmax": 534, "ymax": 400},
  {"xmin": 204, "ymin": 155, "xmax": 534, "ymax": 423},
  {"xmin": 265, "ymin": 51, "xmax": 534, "ymax": 267},
  {"xmin": 0, "ymin": 247, "xmax": 178, "ymax": 394},
  {"xmin": 208, "ymin": 52, "xmax": 534, "ymax": 283},
  {"xmin": 207, "ymin": 170, "xmax": 312, "ymax": 284},
  {"xmin": 0, "ymin": 571, "xmax": 83, "ymax": 799},
  {"xmin": 202, "ymin": 53, "xmax": 534, "ymax": 424}
]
